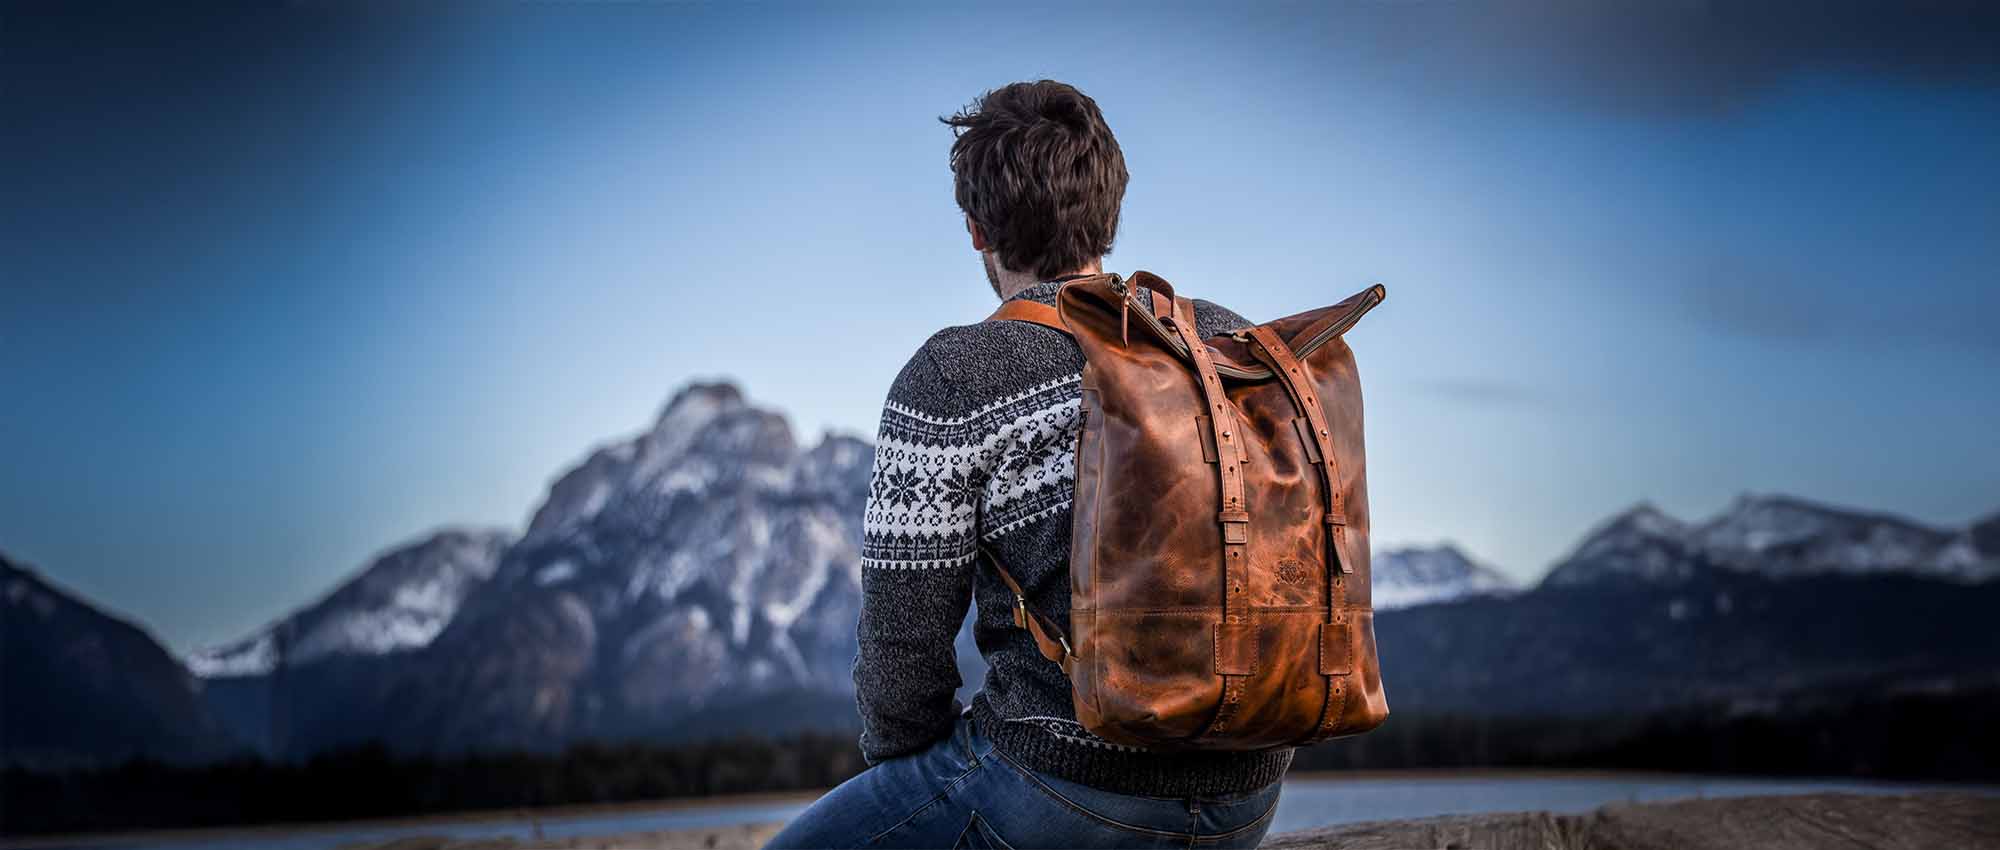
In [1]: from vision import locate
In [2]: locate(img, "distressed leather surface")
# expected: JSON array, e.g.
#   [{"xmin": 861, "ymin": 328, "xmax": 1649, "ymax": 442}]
[{"xmin": 1054, "ymin": 271, "xmax": 1389, "ymax": 751}]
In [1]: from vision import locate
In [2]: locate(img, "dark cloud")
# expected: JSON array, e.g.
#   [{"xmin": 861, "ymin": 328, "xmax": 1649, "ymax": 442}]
[
  {"xmin": 1679, "ymin": 256, "xmax": 2000, "ymax": 352},
  {"xmin": 1303, "ymin": 0, "xmax": 2000, "ymax": 116}
]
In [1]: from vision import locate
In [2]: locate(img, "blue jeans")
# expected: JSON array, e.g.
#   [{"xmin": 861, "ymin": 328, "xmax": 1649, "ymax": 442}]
[{"xmin": 764, "ymin": 714, "xmax": 1281, "ymax": 849}]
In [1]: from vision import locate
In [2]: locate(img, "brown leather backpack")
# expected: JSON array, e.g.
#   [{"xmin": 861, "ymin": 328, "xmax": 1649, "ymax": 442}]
[{"xmin": 983, "ymin": 271, "xmax": 1388, "ymax": 751}]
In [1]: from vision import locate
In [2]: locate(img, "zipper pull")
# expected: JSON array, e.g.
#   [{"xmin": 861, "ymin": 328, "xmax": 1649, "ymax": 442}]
[{"xmin": 1107, "ymin": 273, "xmax": 1131, "ymax": 346}]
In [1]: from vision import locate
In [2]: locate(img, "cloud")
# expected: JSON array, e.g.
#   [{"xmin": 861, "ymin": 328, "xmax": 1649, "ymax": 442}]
[
  {"xmin": 1678, "ymin": 256, "xmax": 2000, "ymax": 352},
  {"xmin": 1312, "ymin": 0, "xmax": 2000, "ymax": 116}
]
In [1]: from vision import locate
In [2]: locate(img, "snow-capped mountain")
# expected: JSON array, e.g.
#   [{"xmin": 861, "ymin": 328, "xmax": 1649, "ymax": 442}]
[
  {"xmin": 1695, "ymin": 494, "xmax": 1997, "ymax": 582},
  {"xmin": 186, "ymin": 528, "xmax": 512, "ymax": 677},
  {"xmin": 15, "ymin": 366, "xmax": 2000, "ymax": 765},
  {"xmin": 1545, "ymin": 495, "xmax": 2000, "ymax": 587},
  {"xmin": 479, "ymin": 381, "xmax": 871, "ymax": 697},
  {"xmin": 1542, "ymin": 503, "xmax": 1703, "ymax": 587},
  {"xmin": 1371, "ymin": 545, "xmax": 1518, "ymax": 609},
  {"xmin": 303, "ymin": 382, "xmax": 878, "ymax": 753}
]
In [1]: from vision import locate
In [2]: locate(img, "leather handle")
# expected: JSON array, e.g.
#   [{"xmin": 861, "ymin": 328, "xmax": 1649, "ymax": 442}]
[
  {"xmin": 1121, "ymin": 270, "xmax": 1180, "ymax": 332},
  {"xmin": 1125, "ymin": 270, "xmax": 1177, "ymax": 306}
]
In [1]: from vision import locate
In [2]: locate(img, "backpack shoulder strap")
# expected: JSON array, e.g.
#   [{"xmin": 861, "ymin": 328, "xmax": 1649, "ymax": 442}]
[
  {"xmin": 985, "ymin": 299, "xmax": 1071, "ymax": 335},
  {"xmin": 982, "ymin": 547, "xmax": 1074, "ymax": 674},
  {"xmin": 979, "ymin": 300, "xmax": 1078, "ymax": 674}
]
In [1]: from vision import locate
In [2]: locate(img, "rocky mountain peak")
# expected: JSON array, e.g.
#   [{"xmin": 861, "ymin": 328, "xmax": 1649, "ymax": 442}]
[
  {"xmin": 1544, "ymin": 493, "xmax": 1999, "ymax": 588},
  {"xmin": 654, "ymin": 381, "xmax": 746, "ymax": 426},
  {"xmin": 379, "ymin": 380, "xmax": 873, "ymax": 751},
  {"xmin": 640, "ymin": 381, "xmax": 756, "ymax": 462},
  {"xmin": 1542, "ymin": 501, "xmax": 1702, "ymax": 588},
  {"xmin": 187, "ymin": 526, "xmax": 513, "ymax": 678},
  {"xmin": 524, "ymin": 380, "xmax": 800, "ymax": 543},
  {"xmin": 793, "ymin": 432, "xmax": 873, "ymax": 501},
  {"xmin": 1608, "ymin": 501, "xmax": 1688, "ymax": 538},
  {"xmin": 1694, "ymin": 492, "xmax": 1972, "ymax": 579},
  {"xmin": 1372, "ymin": 544, "xmax": 1518, "ymax": 610}
]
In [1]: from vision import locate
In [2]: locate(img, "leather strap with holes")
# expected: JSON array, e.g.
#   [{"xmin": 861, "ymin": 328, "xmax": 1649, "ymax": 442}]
[
  {"xmin": 1246, "ymin": 325, "xmax": 1353, "ymax": 742},
  {"xmin": 1168, "ymin": 295, "xmax": 1253, "ymax": 742},
  {"xmin": 1246, "ymin": 326, "xmax": 1348, "ymax": 561}
]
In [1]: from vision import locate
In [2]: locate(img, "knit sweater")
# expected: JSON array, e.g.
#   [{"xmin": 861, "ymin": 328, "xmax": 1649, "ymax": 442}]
[{"xmin": 853, "ymin": 279, "xmax": 1295, "ymax": 797}]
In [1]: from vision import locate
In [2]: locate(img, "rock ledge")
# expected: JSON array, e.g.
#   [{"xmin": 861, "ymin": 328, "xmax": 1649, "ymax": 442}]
[{"xmin": 1261, "ymin": 792, "xmax": 1999, "ymax": 850}]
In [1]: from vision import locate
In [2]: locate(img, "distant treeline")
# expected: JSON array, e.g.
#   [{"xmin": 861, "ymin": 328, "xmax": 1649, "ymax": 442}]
[
  {"xmin": 0, "ymin": 733, "xmax": 865, "ymax": 837},
  {"xmin": 1292, "ymin": 685, "xmax": 2000, "ymax": 781},
  {"xmin": 7, "ymin": 688, "xmax": 1996, "ymax": 838}
]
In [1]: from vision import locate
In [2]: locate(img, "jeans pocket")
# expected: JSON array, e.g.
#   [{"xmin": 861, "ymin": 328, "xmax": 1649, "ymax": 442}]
[
  {"xmin": 988, "ymin": 747, "xmax": 1192, "ymax": 837},
  {"xmin": 953, "ymin": 812, "xmax": 1016, "ymax": 849}
]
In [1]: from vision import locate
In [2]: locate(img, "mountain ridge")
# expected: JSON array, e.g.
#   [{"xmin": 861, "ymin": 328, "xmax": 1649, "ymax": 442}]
[
  {"xmin": 186, "ymin": 527, "xmax": 513, "ymax": 677},
  {"xmin": 1371, "ymin": 544, "xmax": 1518, "ymax": 610},
  {"xmin": 1545, "ymin": 493, "xmax": 2000, "ymax": 588},
  {"xmin": 1, "ymin": 553, "xmax": 237, "ymax": 767},
  {"xmin": 12, "ymin": 378, "xmax": 1998, "ymax": 765},
  {"xmin": 267, "ymin": 381, "xmax": 876, "ymax": 754}
]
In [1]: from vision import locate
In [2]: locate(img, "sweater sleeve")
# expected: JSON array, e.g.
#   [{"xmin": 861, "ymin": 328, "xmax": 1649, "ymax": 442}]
[{"xmin": 852, "ymin": 336, "xmax": 989, "ymax": 763}]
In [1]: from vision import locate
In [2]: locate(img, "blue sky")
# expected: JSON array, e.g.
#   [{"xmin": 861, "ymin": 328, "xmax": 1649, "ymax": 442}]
[{"xmin": 5, "ymin": 3, "xmax": 1997, "ymax": 654}]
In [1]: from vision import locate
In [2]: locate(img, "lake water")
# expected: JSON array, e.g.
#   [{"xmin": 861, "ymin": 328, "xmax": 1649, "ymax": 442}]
[{"xmin": 29, "ymin": 773, "xmax": 1995, "ymax": 850}]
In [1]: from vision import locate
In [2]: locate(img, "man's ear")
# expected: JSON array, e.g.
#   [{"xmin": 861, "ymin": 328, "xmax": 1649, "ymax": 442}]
[{"xmin": 966, "ymin": 216, "xmax": 990, "ymax": 252}]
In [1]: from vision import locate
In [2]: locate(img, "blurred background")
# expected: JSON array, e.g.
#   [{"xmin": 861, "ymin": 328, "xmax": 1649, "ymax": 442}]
[{"xmin": 3, "ymin": 1, "xmax": 1997, "ymax": 847}]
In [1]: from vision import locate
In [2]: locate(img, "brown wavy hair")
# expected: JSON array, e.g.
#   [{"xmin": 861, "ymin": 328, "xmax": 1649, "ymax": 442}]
[{"xmin": 942, "ymin": 81, "xmax": 1129, "ymax": 281}]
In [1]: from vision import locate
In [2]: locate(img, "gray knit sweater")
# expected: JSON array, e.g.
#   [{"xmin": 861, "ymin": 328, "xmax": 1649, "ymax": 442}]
[{"xmin": 853, "ymin": 279, "xmax": 1295, "ymax": 797}]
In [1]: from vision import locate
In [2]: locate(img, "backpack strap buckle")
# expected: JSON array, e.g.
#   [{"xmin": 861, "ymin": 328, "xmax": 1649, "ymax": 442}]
[{"xmin": 985, "ymin": 547, "xmax": 1075, "ymax": 671}]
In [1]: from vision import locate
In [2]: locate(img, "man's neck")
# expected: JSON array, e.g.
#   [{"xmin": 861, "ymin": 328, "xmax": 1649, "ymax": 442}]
[{"xmin": 994, "ymin": 258, "xmax": 1103, "ymax": 301}]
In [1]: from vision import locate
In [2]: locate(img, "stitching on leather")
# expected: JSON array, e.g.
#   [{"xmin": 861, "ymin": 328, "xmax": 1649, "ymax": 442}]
[
  {"xmin": 1209, "ymin": 622, "xmax": 1260, "ymax": 677},
  {"xmin": 1314, "ymin": 579, "xmax": 1351, "ymax": 741},
  {"xmin": 1084, "ymin": 382, "xmax": 1108, "ymax": 726},
  {"xmin": 1213, "ymin": 677, "xmax": 1244, "ymax": 735}
]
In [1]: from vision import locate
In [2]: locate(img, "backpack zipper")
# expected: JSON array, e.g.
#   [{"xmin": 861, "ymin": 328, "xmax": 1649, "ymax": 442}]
[{"xmin": 1128, "ymin": 284, "xmax": 1385, "ymax": 380}]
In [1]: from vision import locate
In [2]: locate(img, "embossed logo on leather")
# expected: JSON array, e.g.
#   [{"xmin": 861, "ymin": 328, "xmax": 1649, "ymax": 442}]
[{"xmin": 1276, "ymin": 558, "xmax": 1309, "ymax": 586}]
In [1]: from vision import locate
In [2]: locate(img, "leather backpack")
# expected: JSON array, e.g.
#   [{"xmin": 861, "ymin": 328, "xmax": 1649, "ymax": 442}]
[{"xmin": 983, "ymin": 271, "xmax": 1389, "ymax": 750}]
